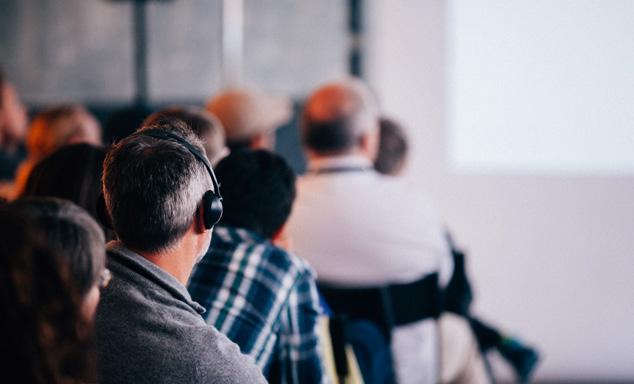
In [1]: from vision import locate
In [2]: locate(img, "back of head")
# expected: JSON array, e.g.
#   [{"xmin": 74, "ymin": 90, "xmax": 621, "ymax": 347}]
[
  {"xmin": 103, "ymin": 104, "xmax": 153, "ymax": 145},
  {"xmin": 21, "ymin": 143, "xmax": 105, "ymax": 219},
  {"xmin": 9, "ymin": 197, "xmax": 106, "ymax": 297},
  {"xmin": 374, "ymin": 117, "xmax": 409, "ymax": 175},
  {"xmin": 207, "ymin": 88, "xmax": 291, "ymax": 152},
  {"xmin": 103, "ymin": 119, "xmax": 212, "ymax": 253},
  {"xmin": 143, "ymin": 106, "xmax": 226, "ymax": 163},
  {"xmin": 26, "ymin": 105, "xmax": 101, "ymax": 162},
  {"xmin": 0, "ymin": 206, "xmax": 94, "ymax": 383},
  {"xmin": 302, "ymin": 78, "xmax": 380, "ymax": 155},
  {"xmin": 14, "ymin": 106, "xmax": 101, "ymax": 196},
  {"xmin": 215, "ymin": 149, "xmax": 296, "ymax": 239}
]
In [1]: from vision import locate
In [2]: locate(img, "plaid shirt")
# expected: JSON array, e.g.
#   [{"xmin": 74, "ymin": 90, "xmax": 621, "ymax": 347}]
[{"xmin": 188, "ymin": 226, "xmax": 326, "ymax": 384}]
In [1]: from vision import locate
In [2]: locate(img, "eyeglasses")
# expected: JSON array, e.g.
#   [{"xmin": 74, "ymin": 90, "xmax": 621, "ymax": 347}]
[{"xmin": 99, "ymin": 268, "xmax": 112, "ymax": 289}]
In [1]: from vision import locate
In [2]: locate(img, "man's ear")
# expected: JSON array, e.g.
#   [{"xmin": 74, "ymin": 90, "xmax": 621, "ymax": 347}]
[
  {"xmin": 195, "ymin": 203, "xmax": 209, "ymax": 234},
  {"xmin": 359, "ymin": 129, "xmax": 379, "ymax": 161}
]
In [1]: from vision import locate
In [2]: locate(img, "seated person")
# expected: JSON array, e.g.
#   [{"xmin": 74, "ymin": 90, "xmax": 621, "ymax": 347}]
[
  {"xmin": 207, "ymin": 88, "xmax": 292, "ymax": 152},
  {"xmin": 188, "ymin": 149, "xmax": 325, "ymax": 384},
  {"xmin": 96, "ymin": 118, "xmax": 264, "ymax": 384},
  {"xmin": 13, "ymin": 105, "xmax": 101, "ymax": 197},
  {"xmin": 10, "ymin": 197, "xmax": 108, "ymax": 321},
  {"xmin": 288, "ymin": 79, "xmax": 456, "ymax": 383},
  {"xmin": 375, "ymin": 116, "xmax": 540, "ymax": 383},
  {"xmin": 0, "ymin": 198, "xmax": 107, "ymax": 383},
  {"xmin": 143, "ymin": 106, "xmax": 228, "ymax": 164},
  {"xmin": 374, "ymin": 117, "xmax": 408, "ymax": 176}
]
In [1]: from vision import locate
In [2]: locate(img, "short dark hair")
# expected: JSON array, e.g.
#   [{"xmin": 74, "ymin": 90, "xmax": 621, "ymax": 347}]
[
  {"xmin": 21, "ymin": 144, "xmax": 106, "ymax": 220},
  {"xmin": 302, "ymin": 115, "xmax": 358, "ymax": 153},
  {"xmin": 0, "ymin": 205, "xmax": 96, "ymax": 383},
  {"xmin": 374, "ymin": 117, "xmax": 408, "ymax": 175},
  {"xmin": 103, "ymin": 119, "xmax": 212, "ymax": 252},
  {"xmin": 9, "ymin": 197, "xmax": 106, "ymax": 296},
  {"xmin": 143, "ymin": 107, "xmax": 225, "ymax": 162},
  {"xmin": 215, "ymin": 150, "xmax": 296, "ymax": 239}
]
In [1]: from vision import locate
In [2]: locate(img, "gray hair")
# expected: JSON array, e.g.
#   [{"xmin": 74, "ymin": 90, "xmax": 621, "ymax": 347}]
[
  {"xmin": 10, "ymin": 197, "xmax": 106, "ymax": 296},
  {"xmin": 302, "ymin": 78, "xmax": 380, "ymax": 154},
  {"xmin": 103, "ymin": 119, "xmax": 212, "ymax": 253}
]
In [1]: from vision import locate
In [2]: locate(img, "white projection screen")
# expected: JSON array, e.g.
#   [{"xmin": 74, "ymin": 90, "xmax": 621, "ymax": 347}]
[{"xmin": 447, "ymin": 0, "xmax": 634, "ymax": 174}]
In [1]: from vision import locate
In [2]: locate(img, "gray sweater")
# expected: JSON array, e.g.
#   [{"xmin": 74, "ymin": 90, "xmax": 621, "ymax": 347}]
[{"xmin": 95, "ymin": 241, "xmax": 266, "ymax": 384}]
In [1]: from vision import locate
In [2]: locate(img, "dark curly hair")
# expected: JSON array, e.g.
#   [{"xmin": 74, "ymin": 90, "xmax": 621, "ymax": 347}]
[{"xmin": 0, "ymin": 207, "xmax": 96, "ymax": 383}]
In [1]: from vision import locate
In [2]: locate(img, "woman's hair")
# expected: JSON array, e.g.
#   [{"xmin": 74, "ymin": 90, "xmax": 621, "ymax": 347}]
[
  {"xmin": 0, "ymin": 206, "xmax": 96, "ymax": 383},
  {"xmin": 21, "ymin": 143, "xmax": 106, "ymax": 220},
  {"xmin": 9, "ymin": 197, "xmax": 106, "ymax": 296},
  {"xmin": 13, "ymin": 105, "xmax": 101, "ymax": 197}
]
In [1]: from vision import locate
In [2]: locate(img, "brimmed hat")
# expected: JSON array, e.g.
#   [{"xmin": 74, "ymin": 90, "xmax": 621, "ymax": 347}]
[{"xmin": 206, "ymin": 88, "xmax": 292, "ymax": 143}]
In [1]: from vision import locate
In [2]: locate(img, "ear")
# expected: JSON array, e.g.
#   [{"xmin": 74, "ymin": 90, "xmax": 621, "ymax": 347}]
[
  {"xmin": 359, "ymin": 129, "xmax": 379, "ymax": 161},
  {"xmin": 194, "ymin": 202, "xmax": 209, "ymax": 234}
]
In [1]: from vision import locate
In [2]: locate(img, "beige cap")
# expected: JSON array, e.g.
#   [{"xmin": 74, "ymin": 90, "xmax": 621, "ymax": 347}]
[{"xmin": 206, "ymin": 88, "xmax": 292, "ymax": 143}]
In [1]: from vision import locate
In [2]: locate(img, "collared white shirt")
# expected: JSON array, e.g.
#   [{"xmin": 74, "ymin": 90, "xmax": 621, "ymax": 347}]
[{"xmin": 288, "ymin": 154, "xmax": 453, "ymax": 384}]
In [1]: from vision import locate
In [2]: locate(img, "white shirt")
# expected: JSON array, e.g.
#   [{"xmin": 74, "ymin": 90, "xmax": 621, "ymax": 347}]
[{"xmin": 288, "ymin": 154, "xmax": 453, "ymax": 384}]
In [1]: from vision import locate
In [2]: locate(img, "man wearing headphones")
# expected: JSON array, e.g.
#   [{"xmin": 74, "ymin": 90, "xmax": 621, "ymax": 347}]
[{"xmin": 95, "ymin": 118, "xmax": 265, "ymax": 383}]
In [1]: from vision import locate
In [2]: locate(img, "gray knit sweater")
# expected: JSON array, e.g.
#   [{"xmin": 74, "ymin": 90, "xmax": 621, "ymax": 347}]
[{"xmin": 95, "ymin": 241, "xmax": 266, "ymax": 384}]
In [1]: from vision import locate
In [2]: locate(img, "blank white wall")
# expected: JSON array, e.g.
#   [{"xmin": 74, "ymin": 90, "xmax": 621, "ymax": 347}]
[
  {"xmin": 366, "ymin": 0, "xmax": 634, "ymax": 380},
  {"xmin": 447, "ymin": 0, "xmax": 634, "ymax": 174}
]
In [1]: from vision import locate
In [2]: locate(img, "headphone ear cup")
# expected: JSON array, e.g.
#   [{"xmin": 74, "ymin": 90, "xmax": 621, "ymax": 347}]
[
  {"xmin": 96, "ymin": 193, "xmax": 113, "ymax": 230},
  {"xmin": 202, "ymin": 190, "xmax": 223, "ymax": 229}
]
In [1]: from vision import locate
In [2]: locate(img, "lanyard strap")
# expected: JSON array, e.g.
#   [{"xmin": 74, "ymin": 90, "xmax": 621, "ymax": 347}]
[{"xmin": 308, "ymin": 166, "xmax": 373, "ymax": 175}]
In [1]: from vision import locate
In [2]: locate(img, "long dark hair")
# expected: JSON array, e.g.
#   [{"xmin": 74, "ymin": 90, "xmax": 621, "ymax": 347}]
[
  {"xmin": 21, "ymin": 143, "xmax": 105, "ymax": 220},
  {"xmin": 0, "ymin": 207, "xmax": 96, "ymax": 383}
]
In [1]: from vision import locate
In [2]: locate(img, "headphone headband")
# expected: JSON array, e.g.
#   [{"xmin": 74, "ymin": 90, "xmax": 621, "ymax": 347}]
[{"xmin": 136, "ymin": 128, "xmax": 222, "ymax": 200}]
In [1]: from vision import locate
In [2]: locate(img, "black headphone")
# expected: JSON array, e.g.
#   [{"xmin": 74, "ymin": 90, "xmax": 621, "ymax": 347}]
[{"xmin": 97, "ymin": 129, "xmax": 223, "ymax": 230}]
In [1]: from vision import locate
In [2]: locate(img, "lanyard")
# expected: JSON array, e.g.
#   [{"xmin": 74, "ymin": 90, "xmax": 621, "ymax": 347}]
[{"xmin": 308, "ymin": 166, "xmax": 373, "ymax": 175}]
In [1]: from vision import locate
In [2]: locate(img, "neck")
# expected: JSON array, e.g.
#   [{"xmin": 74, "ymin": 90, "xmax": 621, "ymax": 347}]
[{"xmin": 135, "ymin": 235, "xmax": 200, "ymax": 285}]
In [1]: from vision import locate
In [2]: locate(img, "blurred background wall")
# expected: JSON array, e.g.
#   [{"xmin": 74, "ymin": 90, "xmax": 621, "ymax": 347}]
[
  {"xmin": 1, "ymin": 0, "xmax": 633, "ymax": 381},
  {"xmin": 0, "ymin": 0, "xmax": 347, "ymax": 104}
]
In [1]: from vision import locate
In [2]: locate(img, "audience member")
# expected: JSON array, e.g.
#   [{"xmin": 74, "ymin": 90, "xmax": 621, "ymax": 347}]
[
  {"xmin": 0, "ymin": 198, "xmax": 107, "ymax": 383},
  {"xmin": 374, "ymin": 117, "xmax": 408, "ymax": 175},
  {"xmin": 9, "ymin": 197, "xmax": 108, "ymax": 320},
  {"xmin": 13, "ymin": 105, "xmax": 101, "ymax": 197},
  {"xmin": 374, "ymin": 118, "xmax": 540, "ymax": 382},
  {"xmin": 188, "ymin": 150, "xmax": 325, "ymax": 383},
  {"xmin": 288, "ymin": 79, "xmax": 456, "ymax": 383},
  {"xmin": 143, "ymin": 106, "xmax": 227, "ymax": 164},
  {"xmin": 0, "ymin": 69, "xmax": 27, "ymax": 183},
  {"xmin": 20, "ymin": 143, "xmax": 105, "ymax": 221},
  {"xmin": 96, "ymin": 118, "xmax": 264, "ymax": 383},
  {"xmin": 207, "ymin": 88, "xmax": 292, "ymax": 152}
]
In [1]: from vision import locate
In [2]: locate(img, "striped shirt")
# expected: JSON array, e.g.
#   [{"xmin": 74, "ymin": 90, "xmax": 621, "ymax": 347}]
[{"xmin": 188, "ymin": 226, "xmax": 326, "ymax": 384}]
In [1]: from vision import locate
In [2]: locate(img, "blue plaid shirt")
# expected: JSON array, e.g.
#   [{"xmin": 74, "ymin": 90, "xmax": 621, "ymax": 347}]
[{"xmin": 188, "ymin": 226, "xmax": 326, "ymax": 384}]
